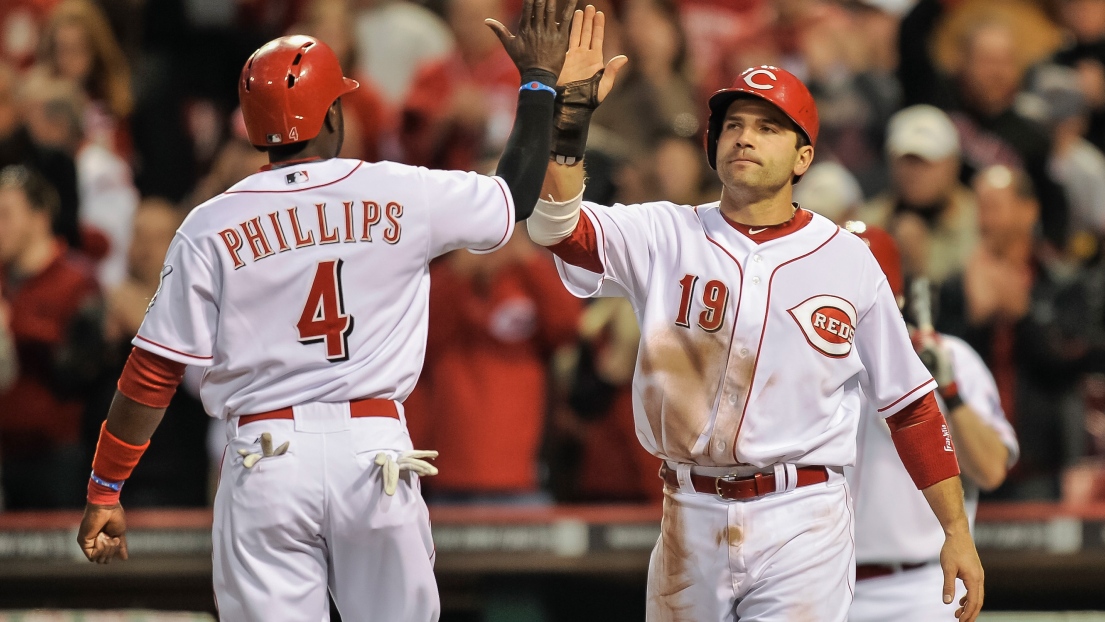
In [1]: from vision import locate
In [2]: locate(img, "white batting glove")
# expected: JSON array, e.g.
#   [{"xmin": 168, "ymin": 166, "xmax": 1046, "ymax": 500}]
[
  {"xmin": 374, "ymin": 450, "xmax": 439, "ymax": 495},
  {"xmin": 919, "ymin": 333, "xmax": 954, "ymax": 391},
  {"xmin": 237, "ymin": 432, "xmax": 289, "ymax": 469}
]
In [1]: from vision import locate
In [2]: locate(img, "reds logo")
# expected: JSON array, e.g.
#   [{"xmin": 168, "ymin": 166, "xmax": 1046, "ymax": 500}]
[
  {"xmin": 787, "ymin": 295, "xmax": 857, "ymax": 358},
  {"xmin": 743, "ymin": 68, "xmax": 777, "ymax": 90}
]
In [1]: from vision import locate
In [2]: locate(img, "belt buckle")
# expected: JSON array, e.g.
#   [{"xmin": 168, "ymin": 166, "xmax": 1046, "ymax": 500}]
[{"xmin": 715, "ymin": 474, "xmax": 739, "ymax": 498}]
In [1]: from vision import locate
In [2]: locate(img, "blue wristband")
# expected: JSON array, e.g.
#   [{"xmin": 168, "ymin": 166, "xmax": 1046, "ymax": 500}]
[
  {"xmin": 90, "ymin": 471, "xmax": 124, "ymax": 492},
  {"xmin": 520, "ymin": 81, "xmax": 557, "ymax": 97}
]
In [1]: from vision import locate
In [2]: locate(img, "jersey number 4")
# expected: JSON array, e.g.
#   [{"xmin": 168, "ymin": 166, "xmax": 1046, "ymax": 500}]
[
  {"xmin": 675, "ymin": 274, "xmax": 729, "ymax": 332},
  {"xmin": 297, "ymin": 259, "xmax": 355, "ymax": 362}
]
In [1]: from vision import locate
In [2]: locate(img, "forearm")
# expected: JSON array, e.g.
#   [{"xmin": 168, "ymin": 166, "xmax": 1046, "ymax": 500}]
[
  {"xmin": 105, "ymin": 391, "xmax": 167, "ymax": 445},
  {"xmin": 921, "ymin": 475, "xmax": 972, "ymax": 536},
  {"xmin": 497, "ymin": 69, "xmax": 559, "ymax": 222},
  {"xmin": 946, "ymin": 403, "xmax": 1010, "ymax": 491},
  {"xmin": 540, "ymin": 160, "xmax": 586, "ymax": 202}
]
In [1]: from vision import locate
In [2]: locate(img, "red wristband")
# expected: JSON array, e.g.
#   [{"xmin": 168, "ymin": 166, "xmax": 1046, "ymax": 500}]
[{"xmin": 87, "ymin": 421, "xmax": 149, "ymax": 505}]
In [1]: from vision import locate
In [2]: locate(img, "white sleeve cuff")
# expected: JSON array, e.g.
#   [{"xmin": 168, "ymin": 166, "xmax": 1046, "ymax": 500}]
[{"xmin": 527, "ymin": 187, "xmax": 585, "ymax": 247}]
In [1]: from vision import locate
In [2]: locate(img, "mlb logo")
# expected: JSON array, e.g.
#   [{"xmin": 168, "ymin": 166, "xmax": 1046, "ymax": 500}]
[
  {"xmin": 266, "ymin": 133, "xmax": 282, "ymax": 144},
  {"xmin": 286, "ymin": 170, "xmax": 310, "ymax": 184}
]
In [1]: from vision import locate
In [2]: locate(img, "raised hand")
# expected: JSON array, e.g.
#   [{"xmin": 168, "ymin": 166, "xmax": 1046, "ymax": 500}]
[
  {"xmin": 560, "ymin": 5, "xmax": 628, "ymax": 101},
  {"xmin": 486, "ymin": 0, "xmax": 579, "ymax": 77}
]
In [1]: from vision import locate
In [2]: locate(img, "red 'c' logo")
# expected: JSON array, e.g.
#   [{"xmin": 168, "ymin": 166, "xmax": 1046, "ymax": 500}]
[{"xmin": 788, "ymin": 295, "xmax": 858, "ymax": 358}]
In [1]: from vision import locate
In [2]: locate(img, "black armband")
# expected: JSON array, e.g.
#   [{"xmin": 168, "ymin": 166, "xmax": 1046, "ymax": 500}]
[
  {"xmin": 551, "ymin": 70, "xmax": 604, "ymax": 164},
  {"xmin": 497, "ymin": 69, "xmax": 557, "ymax": 222}
]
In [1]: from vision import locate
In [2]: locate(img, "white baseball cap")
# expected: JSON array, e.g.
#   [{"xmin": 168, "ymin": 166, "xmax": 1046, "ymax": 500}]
[
  {"xmin": 793, "ymin": 161, "xmax": 864, "ymax": 223},
  {"xmin": 886, "ymin": 104, "xmax": 960, "ymax": 161}
]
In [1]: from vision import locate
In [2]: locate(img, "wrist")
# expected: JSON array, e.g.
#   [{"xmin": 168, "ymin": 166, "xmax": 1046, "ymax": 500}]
[
  {"xmin": 939, "ymin": 381, "xmax": 963, "ymax": 411},
  {"xmin": 521, "ymin": 69, "xmax": 557, "ymax": 88}
]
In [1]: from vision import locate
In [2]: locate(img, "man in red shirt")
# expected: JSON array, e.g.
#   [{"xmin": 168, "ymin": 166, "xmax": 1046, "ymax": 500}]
[{"xmin": 0, "ymin": 164, "xmax": 101, "ymax": 509}]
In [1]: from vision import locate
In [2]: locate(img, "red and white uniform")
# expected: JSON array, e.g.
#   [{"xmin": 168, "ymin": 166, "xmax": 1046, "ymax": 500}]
[
  {"xmin": 135, "ymin": 157, "xmax": 513, "ymax": 622},
  {"xmin": 545, "ymin": 199, "xmax": 937, "ymax": 621},
  {"xmin": 848, "ymin": 335, "xmax": 1019, "ymax": 622}
]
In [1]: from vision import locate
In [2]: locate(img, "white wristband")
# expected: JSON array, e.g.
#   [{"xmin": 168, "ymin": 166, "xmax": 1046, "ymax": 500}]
[{"xmin": 526, "ymin": 187, "xmax": 585, "ymax": 247}]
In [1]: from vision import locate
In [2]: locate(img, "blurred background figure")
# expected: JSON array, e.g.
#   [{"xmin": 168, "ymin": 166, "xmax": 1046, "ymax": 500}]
[
  {"xmin": 0, "ymin": 60, "xmax": 81, "ymax": 250},
  {"xmin": 1051, "ymin": 0, "xmax": 1105, "ymax": 154},
  {"xmin": 859, "ymin": 104, "xmax": 978, "ymax": 286},
  {"xmin": 34, "ymin": 0, "xmax": 133, "ymax": 156},
  {"xmin": 410, "ymin": 235, "xmax": 582, "ymax": 505},
  {"xmin": 0, "ymin": 165, "xmax": 102, "ymax": 510},
  {"xmin": 19, "ymin": 70, "xmax": 138, "ymax": 288},
  {"xmin": 353, "ymin": 0, "xmax": 455, "ymax": 106},
  {"xmin": 793, "ymin": 160, "xmax": 865, "ymax": 225},
  {"xmin": 400, "ymin": 0, "xmax": 520, "ymax": 171},
  {"xmin": 937, "ymin": 165, "xmax": 1105, "ymax": 500},
  {"xmin": 899, "ymin": 0, "xmax": 1070, "ymax": 247}
]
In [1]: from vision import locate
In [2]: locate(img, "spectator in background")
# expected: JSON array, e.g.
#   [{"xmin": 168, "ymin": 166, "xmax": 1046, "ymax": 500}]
[
  {"xmin": 297, "ymin": 0, "xmax": 394, "ymax": 162},
  {"xmin": 20, "ymin": 71, "xmax": 138, "ymax": 287},
  {"xmin": 86, "ymin": 197, "xmax": 209, "ymax": 507},
  {"xmin": 899, "ymin": 0, "xmax": 1070, "ymax": 247},
  {"xmin": 409, "ymin": 236, "xmax": 582, "ymax": 503},
  {"xmin": 352, "ymin": 0, "xmax": 455, "ymax": 105},
  {"xmin": 0, "ymin": 61, "xmax": 81, "ymax": 248},
  {"xmin": 937, "ymin": 165, "xmax": 1105, "ymax": 500},
  {"xmin": 35, "ymin": 0, "xmax": 132, "ymax": 156},
  {"xmin": 859, "ymin": 105, "xmax": 978, "ymax": 285},
  {"xmin": 1022, "ymin": 63, "xmax": 1105, "ymax": 240},
  {"xmin": 793, "ymin": 160, "xmax": 865, "ymax": 225},
  {"xmin": 401, "ymin": 0, "xmax": 519, "ymax": 171},
  {"xmin": 1051, "ymin": 0, "xmax": 1105, "ymax": 153},
  {"xmin": 590, "ymin": 0, "xmax": 699, "ymax": 163},
  {"xmin": 0, "ymin": 165, "xmax": 102, "ymax": 509},
  {"xmin": 188, "ymin": 108, "xmax": 268, "ymax": 207}
]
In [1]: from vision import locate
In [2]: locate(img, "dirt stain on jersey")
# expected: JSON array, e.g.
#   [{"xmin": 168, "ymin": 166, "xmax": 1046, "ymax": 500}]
[
  {"xmin": 639, "ymin": 327, "xmax": 729, "ymax": 462},
  {"xmin": 714, "ymin": 523, "xmax": 743, "ymax": 549},
  {"xmin": 649, "ymin": 490, "xmax": 697, "ymax": 622},
  {"xmin": 704, "ymin": 348, "xmax": 757, "ymax": 465}
]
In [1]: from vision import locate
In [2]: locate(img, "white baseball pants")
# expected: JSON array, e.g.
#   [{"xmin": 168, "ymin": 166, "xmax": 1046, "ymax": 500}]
[
  {"xmin": 849, "ymin": 562, "xmax": 964, "ymax": 622},
  {"xmin": 646, "ymin": 467, "xmax": 855, "ymax": 622},
  {"xmin": 212, "ymin": 401, "xmax": 439, "ymax": 622}
]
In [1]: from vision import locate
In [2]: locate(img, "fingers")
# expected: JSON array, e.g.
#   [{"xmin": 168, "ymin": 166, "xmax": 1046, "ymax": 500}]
[
  {"xmin": 484, "ymin": 19, "xmax": 514, "ymax": 46},
  {"xmin": 569, "ymin": 9, "xmax": 584, "ymax": 48},
  {"xmin": 118, "ymin": 534, "xmax": 129, "ymax": 561},
  {"xmin": 591, "ymin": 9, "xmax": 605, "ymax": 51},
  {"xmin": 532, "ymin": 0, "xmax": 546, "ymax": 27},
  {"xmin": 579, "ymin": 4, "xmax": 596, "ymax": 48},
  {"xmin": 543, "ymin": 0, "xmax": 557, "ymax": 28},
  {"xmin": 560, "ymin": 0, "xmax": 579, "ymax": 33},
  {"xmin": 521, "ymin": 0, "xmax": 535, "ymax": 27},
  {"xmin": 598, "ymin": 55, "xmax": 628, "ymax": 102},
  {"xmin": 942, "ymin": 565, "xmax": 956, "ymax": 605}
]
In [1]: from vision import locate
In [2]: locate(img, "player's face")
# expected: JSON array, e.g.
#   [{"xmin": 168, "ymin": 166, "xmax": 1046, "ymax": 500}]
[{"xmin": 715, "ymin": 99, "xmax": 813, "ymax": 197}]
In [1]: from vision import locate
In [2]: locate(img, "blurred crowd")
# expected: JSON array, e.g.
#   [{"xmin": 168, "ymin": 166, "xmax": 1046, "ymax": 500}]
[{"xmin": 3, "ymin": 0, "xmax": 1105, "ymax": 512}]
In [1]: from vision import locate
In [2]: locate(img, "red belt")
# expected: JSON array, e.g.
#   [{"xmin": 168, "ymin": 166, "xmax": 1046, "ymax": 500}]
[
  {"xmin": 855, "ymin": 562, "xmax": 929, "ymax": 581},
  {"xmin": 659, "ymin": 463, "xmax": 828, "ymax": 501},
  {"xmin": 237, "ymin": 397, "xmax": 398, "ymax": 428}
]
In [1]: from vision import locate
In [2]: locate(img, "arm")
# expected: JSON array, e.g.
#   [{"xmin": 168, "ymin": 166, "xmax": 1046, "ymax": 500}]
[
  {"xmin": 486, "ymin": 0, "xmax": 580, "ymax": 221},
  {"xmin": 887, "ymin": 394, "xmax": 984, "ymax": 622},
  {"xmin": 945, "ymin": 401, "xmax": 1009, "ymax": 490},
  {"xmin": 77, "ymin": 348, "xmax": 184, "ymax": 564}
]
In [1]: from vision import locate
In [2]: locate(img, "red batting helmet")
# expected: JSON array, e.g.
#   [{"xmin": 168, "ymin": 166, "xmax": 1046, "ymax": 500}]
[
  {"xmin": 705, "ymin": 66, "xmax": 819, "ymax": 170},
  {"xmin": 844, "ymin": 221, "xmax": 903, "ymax": 298},
  {"xmin": 239, "ymin": 35, "xmax": 359, "ymax": 148}
]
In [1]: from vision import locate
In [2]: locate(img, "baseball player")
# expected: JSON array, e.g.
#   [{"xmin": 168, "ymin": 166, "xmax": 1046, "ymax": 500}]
[
  {"xmin": 525, "ymin": 8, "xmax": 985, "ymax": 621},
  {"xmin": 844, "ymin": 224, "xmax": 1018, "ymax": 622},
  {"xmin": 73, "ymin": 1, "xmax": 580, "ymax": 619}
]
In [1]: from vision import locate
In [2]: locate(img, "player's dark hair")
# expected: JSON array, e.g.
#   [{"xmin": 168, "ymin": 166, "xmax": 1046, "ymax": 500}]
[{"xmin": 0, "ymin": 165, "xmax": 61, "ymax": 223}]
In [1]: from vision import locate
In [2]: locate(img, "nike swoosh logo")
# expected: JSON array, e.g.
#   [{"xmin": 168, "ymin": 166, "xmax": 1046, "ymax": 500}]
[{"xmin": 749, "ymin": 227, "xmax": 767, "ymax": 235}]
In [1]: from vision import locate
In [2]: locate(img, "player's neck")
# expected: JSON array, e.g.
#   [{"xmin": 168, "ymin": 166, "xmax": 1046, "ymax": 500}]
[
  {"xmin": 718, "ymin": 187, "xmax": 797, "ymax": 226},
  {"xmin": 267, "ymin": 142, "xmax": 335, "ymax": 169}
]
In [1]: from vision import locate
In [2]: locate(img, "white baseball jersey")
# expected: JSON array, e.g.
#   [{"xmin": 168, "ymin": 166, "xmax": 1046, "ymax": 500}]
[
  {"xmin": 555, "ymin": 203, "xmax": 935, "ymax": 468},
  {"xmin": 133, "ymin": 158, "xmax": 514, "ymax": 420},
  {"xmin": 848, "ymin": 334, "xmax": 1019, "ymax": 564}
]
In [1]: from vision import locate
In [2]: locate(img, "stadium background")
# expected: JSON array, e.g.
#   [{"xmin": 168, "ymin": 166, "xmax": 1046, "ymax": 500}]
[{"xmin": 2, "ymin": 0, "xmax": 1105, "ymax": 619}]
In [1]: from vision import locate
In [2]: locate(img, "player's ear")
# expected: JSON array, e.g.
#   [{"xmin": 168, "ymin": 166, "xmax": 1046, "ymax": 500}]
[
  {"xmin": 324, "ymin": 99, "xmax": 342, "ymax": 133},
  {"xmin": 793, "ymin": 143, "xmax": 814, "ymax": 178}
]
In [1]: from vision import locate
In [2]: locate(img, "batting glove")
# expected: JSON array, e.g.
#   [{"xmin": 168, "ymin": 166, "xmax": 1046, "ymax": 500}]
[
  {"xmin": 237, "ymin": 432, "xmax": 289, "ymax": 469},
  {"xmin": 375, "ymin": 450, "xmax": 439, "ymax": 496}
]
